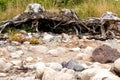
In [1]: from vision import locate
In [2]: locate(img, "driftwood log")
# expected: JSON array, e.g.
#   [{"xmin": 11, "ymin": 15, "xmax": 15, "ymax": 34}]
[{"xmin": 0, "ymin": 3, "xmax": 120, "ymax": 40}]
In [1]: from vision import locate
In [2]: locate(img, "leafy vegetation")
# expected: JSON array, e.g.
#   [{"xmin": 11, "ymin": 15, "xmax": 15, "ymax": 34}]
[{"xmin": 0, "ymin": 0, "xmax": 120, "ymax": 20}]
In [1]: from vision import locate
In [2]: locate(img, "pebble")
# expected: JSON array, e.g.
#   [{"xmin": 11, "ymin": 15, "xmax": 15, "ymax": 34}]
[
  {"xmin": 42, "ymin": 33, "xmax": 54, "ymax": 42},
  {"xmin": 73, "ymin": 64, "xmax": 85, "ymax": 72},
  {"xmin": 70, "ymin": 47, "xmax": 80, "ymax": 52},
  {"xmin": 26, "ymin": 57, "xmax": 34, "ymax": 62},
  {"xmin": 0, "ymin": 73, "xmax": 7, "ymax": 77},
  {"xmin": 10, "ymin": 50, "xmax": 24, "ymax": 58},
  {"xmin": 23, "ymin": 41, "xmax": 30, "ymax": 45},
  {"xmin": 49, "ymin": 62, "xmax": 62, "ymax": 71}
]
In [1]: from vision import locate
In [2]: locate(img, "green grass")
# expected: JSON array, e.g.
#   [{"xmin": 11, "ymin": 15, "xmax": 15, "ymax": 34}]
[{"xmin": 0, "ymin": 0, "xmax": 120, "ymax": 20}]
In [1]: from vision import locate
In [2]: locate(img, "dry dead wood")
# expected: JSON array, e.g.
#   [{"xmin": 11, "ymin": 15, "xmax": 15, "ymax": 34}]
[{"xmin": 0, "ymin": 4, "xmax": 120, "ymax": 40}]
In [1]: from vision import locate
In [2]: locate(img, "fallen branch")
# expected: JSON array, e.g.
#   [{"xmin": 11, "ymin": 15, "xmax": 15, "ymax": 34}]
[{"xmin": 0, "ymin": 4, "xmax": 120, "ymax": 40}]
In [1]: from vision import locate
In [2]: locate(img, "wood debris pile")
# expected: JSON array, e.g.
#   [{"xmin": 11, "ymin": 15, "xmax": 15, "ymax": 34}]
[{"xmin": 0, "ymin": 3, "xmax": 120, "ymax": 40}]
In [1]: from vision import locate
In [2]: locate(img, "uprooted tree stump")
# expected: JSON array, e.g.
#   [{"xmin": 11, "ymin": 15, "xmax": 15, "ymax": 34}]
[{"xmin": 0, "ymin": 3, "xmax": 120, "ymax": 40}]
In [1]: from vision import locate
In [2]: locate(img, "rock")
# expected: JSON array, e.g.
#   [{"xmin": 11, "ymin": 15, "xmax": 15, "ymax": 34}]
[
  {"xmin": 81, "ymin": 68, "xmax": 120, "ymax": 80},
  {"xmin": 4, "ymin": 62, "xmax": 13, "ymax": 72},
  {"xmin": 10, "ymin": 60, "xmax": 22, "ymax": 66},
  {"xmin": 11, "ymin": 41, "xmax": 21, "ymax": 46},
  {"xmin": 42, "ymin": 33, "xmax": 54, "ymax": 42},
  {"xmin": 19, "ymin": 30, "xmax": 27, "ymax": 35},
  {"xmin": 56, "ymin": 70, "xmax": 77, "ymax": 80},
  {"xmin": 42, "ymin": 67, "xmax": 78, "ymax": 80},
  {"xmin": 70, "ymin": 47, "xmax": 80, "ymax": 52},
  {"xmin": 62, "ymin": 59, "xmax": 77, "ymax": 69},
  {"xmin": 92, "ymin": 69, "xmax": 120, "ymax": 80},
  {"xmin": 7, "ymin": 46, "xmax": 17, "ymax": 52},
  {"xmin": 62, "ymin": 59, "xmax": 85, "ymax": 71},
  {"xmin": 26, "ymin": 57, "xmax": 34, "ymax": 62},
  {"xmin": 0, "ymin": 59, "xmax": 13, "ymax": 72},
  {"xmin": 73, "ymin": 65, "xmax": 85, "ymax": 72},
  {"xmin": 113, "ymin": 58, "xmax": 120, "ymax": 76},
  {"xmin": 47, "ymin": 49, "xmax": 59, "ymax": 57},
  {"xmin": 0, "ymin": 48, "xmax": 9, "ymax": 57},
  {"xmin": 75, "ymin": 53, "xmax": 93, "ymax": 61},
  {"xmin": 83, "ymin": 46, "xmax": 94, "ymax": 54},
  {"xmin": 92, "ymin": 44, "xmax": 120, "ymax": 63},
  {"xmin": 35, "ymin": 62, "xmax": 46, "ymax": 79},
  {"xmin": 101, "ymin": 11, "xmax": 120, "ymax": 20},
  {"xmin": 61, "ymin": 33, "xmax": 71, "ymax": 42},
  {"xmin": 49, "ymin": 62, "xmax": 62, "ymax": 71},
  {"xmin": 25, "ymin": 3, "xmax": 45, "ymax": 13},
  {"xmin": 23, "ymin": 41, "xmax": 30, "ymax": 45},
  {"xmin": 10, "ymin": 50, "xmax": 24, "ymax": 58},
  {"xmin": 32, "ymin": 33, "xmax": 40, "ymax": 38},
  {"xmin": 0, "ymin": 73, "xmax": 7, "ymax": 77},
  {"xmin": 42, "ymin": 67, "xmax": 56, "ymax": 80},
  {"xmin": 28, "ymin": 45, "xmax": 49, "ymax": 54}
]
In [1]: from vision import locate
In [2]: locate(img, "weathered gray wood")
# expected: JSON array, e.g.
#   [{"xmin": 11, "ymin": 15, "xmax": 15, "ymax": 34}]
[{"xmin": 0, "ymin": 4, "xmax": 120, "ymax": 40}]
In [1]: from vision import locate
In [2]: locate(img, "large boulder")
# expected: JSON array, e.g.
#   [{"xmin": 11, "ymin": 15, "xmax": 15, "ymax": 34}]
[{"xmin": 92, "ymin": 44, "xmax": 120, "ymax": 63}]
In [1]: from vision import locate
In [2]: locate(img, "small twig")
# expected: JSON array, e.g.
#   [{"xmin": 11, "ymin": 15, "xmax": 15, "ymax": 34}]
[
  {"xmin": 53, "ymin": 21, "xmax": 62, "ymax": 29},
  {"xmin": 0, "ymin": 22, "xmax": 10, "ymax": 33},
  {"xmin": 73, "ymin": 26, "xmax": 79, "ymax": 36}
]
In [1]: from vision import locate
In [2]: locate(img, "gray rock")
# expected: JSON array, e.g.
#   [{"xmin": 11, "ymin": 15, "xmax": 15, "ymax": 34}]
[
  {"xmin": 73, "ymin": 65, "xmax": 85, "ymax": 72},
  {"xmin": 101, "ymin": 11, "xmax": 120, "ymax": 21},
  {"xmin": 42, "ymin": 33, "xmax": 54, "ymax": 42},
  {"xmin": 25, "ymin": 3, "xmax": 45, "ymax": 13},
  {"xmin": 62, "ymin": 59, "xmax": 77, "ymax": 69},
  {"xmin": 49, "ymin": 62, "xmax": 62, "ymax": 71}
]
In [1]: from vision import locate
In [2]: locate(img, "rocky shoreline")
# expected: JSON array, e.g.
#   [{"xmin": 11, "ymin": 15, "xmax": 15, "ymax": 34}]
[{"xmin": 0, "ymin": 30, "xmax": 120, "ymax": 80}]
